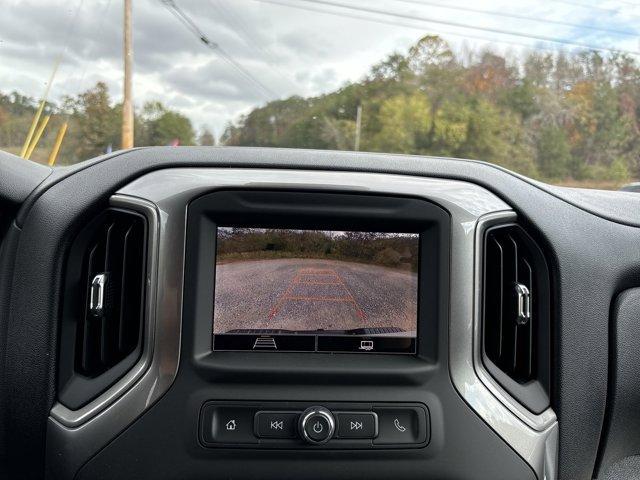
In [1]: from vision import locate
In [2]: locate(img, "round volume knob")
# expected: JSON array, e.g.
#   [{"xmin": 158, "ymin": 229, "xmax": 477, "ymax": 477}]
[{"xmin": 299, "ymin": 406, "xmax": 335, "ymax": 444}]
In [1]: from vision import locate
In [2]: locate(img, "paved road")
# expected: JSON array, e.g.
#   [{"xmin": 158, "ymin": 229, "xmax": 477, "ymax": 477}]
[{"xmin": 213, "ymin": 258, "xmax": 417, "ymax": 333}]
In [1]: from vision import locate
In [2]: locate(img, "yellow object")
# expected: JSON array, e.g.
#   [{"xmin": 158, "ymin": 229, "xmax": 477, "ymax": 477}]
[
  {"xmin": 20, "ymin": 100, "xmax": 47, "ymax": 158},
  {"xmin": 47, "ymin": 121, "xmax": 68, "ymax": 166},
  {"xmin": 24, "ymin": 115, "xmax": 50, "ymax": 161},
  {"xmin": 20, "ymin": 56, "xmax": 61, "ymax": 158}
]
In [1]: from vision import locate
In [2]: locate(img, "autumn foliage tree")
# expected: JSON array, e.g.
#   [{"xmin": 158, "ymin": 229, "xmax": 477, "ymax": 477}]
[{"xmin": 223, "ymin": 35, "xmax": 640, "ymax": 184}]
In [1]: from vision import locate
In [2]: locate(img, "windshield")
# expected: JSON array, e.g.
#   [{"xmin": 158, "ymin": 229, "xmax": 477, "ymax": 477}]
[{"xmin": 1, "ymin": 0, "xmax": 639, "ymax": 190}]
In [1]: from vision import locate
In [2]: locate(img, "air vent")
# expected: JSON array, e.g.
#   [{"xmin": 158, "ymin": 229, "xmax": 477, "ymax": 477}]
[
  {"xmin": 482, "ymin": 224, "xmax": 551, "ymax": 413},
  {"xmin": 58, "ymin": 208, "xmax": 147, "ymax": 409},
  {"xmin": 77, "ymin": 210, "xmax": 146, "ymax": 376}
]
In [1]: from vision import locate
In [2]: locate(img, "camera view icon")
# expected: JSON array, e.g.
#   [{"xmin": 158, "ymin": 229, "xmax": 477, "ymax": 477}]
[
  {"xmin": 253, "ymin": 336, "xmax": 277, "ymax": 349},
  {"xmin": 358, "ymin": 340, "xmax": 374, "ymax": 351}
]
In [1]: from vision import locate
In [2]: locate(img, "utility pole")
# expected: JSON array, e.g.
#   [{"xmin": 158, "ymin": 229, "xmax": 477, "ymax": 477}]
[
  {"xmin": 354, "ymin": 104, "xmax": 363, "ymax": 151},
  {"xmin": 122, "ymin": 0, "xmax": 134, "ymax": 149}
]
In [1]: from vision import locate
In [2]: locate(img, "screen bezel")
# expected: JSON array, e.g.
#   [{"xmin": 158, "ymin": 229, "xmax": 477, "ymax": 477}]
[
  {"xmin": 185, "ymin": 189, "xmax": 450, "ymax": 378},
  {"xmin": 212, "ymin": 226, "xmax": 420, "ymax": 354}
]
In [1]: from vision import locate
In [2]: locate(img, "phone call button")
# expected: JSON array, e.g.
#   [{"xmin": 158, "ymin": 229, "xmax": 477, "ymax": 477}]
[{"xmin": 372, "ymin": 407, "xmax": 429, "ymax": 445}]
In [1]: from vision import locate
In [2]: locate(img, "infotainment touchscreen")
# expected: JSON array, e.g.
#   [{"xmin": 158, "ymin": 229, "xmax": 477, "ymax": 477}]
[{"xmin": 212, "ymin": 227, "xmax": 419, "ymax": 354}]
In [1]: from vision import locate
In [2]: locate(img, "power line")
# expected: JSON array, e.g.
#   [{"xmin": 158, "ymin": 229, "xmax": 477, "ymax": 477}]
[
  {"xmin": 283, "ymin": 0, "xmax": 640, "ymax": 55},
  {"xmin": 253, "ymin": 0, "xmax": 561, "ymax": 53},
  {"xmin": 160, "ymin": 0, "xmax": 278, "ymax": 100},
  {"xmin": 552, "ymin": 0, "xmax": 633, "ymax": 15},
  {"xmin": 208, "ymin": 0, "xmax": 299, "ymax": 91},
  {"xmin": 392, "ymin": 0, "xmax": 638, "ymax": 37}
]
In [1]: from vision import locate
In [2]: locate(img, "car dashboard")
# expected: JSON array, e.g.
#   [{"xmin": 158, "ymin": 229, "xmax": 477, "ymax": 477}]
[{"xmin": 2, "ymin": 147, "xmax": 640, "ymax": 480}]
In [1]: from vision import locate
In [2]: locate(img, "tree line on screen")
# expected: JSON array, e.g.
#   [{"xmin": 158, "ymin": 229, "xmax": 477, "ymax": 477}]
[
  {"xmin": 217, "ymin": 228, "xmax": 419, "ymax": 271},
  {"xmin": 0, "ymin": 82, "xmax": 212, "ymax": 164},
  {"xmin": 222, "ymin": 35, "xmax": 640, "ymax": 186}
]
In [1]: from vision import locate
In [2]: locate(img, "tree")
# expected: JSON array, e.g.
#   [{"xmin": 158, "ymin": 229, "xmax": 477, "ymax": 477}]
[
  {"xmin": 141, "ymin": 101, "xmax": 195, "ymax": 146},
  {"xmin": 74, "ymin": 82, "xmax": 119, "ymax": 159},
  {"xmin": 151, "ymin": 111, "xmax": 195, "ymax": 145},
  {"xmin": 459, "ymin": 99, "xmax": 537, "ymax": 176},
  {"xmin": 536, "ymin": 125, "xmax": 572, "ymax": 178},
  {"xmin": 320, "ymin": 117, "xmax": 355, "ymax": 150},
  {"xmin": 369, "ymin": 92, "xmax": 430, "ymax": 153},
  {"xmin": 369, "ymin": 53, "xmax": 409, "ymax": 82},
  {"xmin": 406, "ymin": 36, "xmax": 462, "ymax": 145},
  {"xmin": 199, "ymin": 128, "xmax": 215, "ymax": 146}
]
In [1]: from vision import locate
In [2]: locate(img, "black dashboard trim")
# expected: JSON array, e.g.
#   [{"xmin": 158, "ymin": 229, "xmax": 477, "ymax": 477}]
[{"xmin": 12, "ymin": 146, "xmax": 640, "ymax": 229}]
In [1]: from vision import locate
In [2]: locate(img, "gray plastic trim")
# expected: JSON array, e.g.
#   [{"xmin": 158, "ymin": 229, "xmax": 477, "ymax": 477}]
[{"xmin": 46, "ymin": 168, "xmax": 557, "ymax": 479}]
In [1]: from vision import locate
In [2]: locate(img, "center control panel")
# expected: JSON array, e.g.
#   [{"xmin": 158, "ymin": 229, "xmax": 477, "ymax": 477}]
[{"xmin": 199, "ymin": 402, "xmax": 430, "ymax": 449}]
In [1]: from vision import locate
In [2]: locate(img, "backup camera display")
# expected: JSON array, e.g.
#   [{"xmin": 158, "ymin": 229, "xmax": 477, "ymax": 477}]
[{"xmin": 212, "ymin": 227, "xmax": 418, "ymax": 354}]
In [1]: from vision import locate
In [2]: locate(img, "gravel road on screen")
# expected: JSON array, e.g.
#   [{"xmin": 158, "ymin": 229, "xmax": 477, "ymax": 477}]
[{"xmin": 213, "ymin": 258, "xmax": 417, "ymax": 333}]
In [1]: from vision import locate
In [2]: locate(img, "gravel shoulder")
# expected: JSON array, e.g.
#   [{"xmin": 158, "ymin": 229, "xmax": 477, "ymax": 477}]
[{"xmin": 213, "ymin": 258, "xmax": 417, "ymax": 333}]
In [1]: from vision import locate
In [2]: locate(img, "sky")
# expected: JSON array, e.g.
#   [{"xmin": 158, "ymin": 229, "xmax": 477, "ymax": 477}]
[{"xmin": 1, "ymin": 0, "xmax": 639, "ymax": 140}]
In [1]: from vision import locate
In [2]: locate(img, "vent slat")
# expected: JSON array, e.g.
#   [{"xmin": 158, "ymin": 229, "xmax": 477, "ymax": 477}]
[
  {"xmin": 521, "ymin": 257, "xmax": 534, "ymax": 378},
  {"xmin": 118, "ymin": 225, "xmax": 133, "ymax": 353},
  {"xmin": 75, "ymin": 210, "xmax": 146, "ymax": 378},
  {"xmin": 81, "ymin": 242, "xmax": 104, "ymax": 373}
]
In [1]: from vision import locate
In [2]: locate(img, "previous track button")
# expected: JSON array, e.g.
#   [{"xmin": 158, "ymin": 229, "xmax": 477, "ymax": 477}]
[{"xmin": 255, "ymin": 411, "xmax": 300, "ymax": 438}]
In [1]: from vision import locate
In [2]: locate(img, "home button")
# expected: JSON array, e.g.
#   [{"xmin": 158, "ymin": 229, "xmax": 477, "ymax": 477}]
[{"xmin": 201, "ymin": 405, "xmax": 258, "ymax": 444}]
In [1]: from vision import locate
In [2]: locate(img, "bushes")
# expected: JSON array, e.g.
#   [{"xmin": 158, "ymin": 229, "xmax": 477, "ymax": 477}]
[{"xmin": 217, "ymin": 228, "xmax": 418, "ymax": 271}]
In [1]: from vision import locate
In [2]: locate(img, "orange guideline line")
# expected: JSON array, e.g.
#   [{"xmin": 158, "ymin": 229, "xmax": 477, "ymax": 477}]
[
  {"xmin": 268, "ymin": 266, "xmax": 368, "ymax": 322},
  {"xmin": 284, "ymin": 296, "xmax": 354, "ymax": 302},
  {"xmin": 299, "ymin": 268, "xmax": 335, "ymax": 274}
]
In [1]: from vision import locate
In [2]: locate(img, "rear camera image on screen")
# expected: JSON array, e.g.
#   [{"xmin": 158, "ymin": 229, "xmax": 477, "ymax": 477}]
[{"xmin": 213, "ymin": 227, "xmax": 419, "ymax": 354}]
